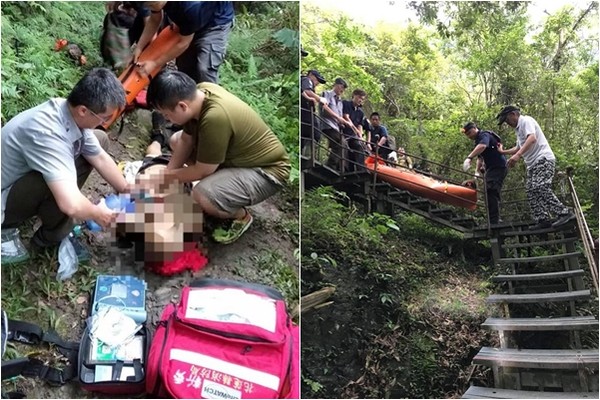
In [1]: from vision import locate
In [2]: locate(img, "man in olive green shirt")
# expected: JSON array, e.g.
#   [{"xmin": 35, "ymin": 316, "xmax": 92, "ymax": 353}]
[{"xmin": 146, "ymin": 70, "xmax": 290, "ymax": 244}]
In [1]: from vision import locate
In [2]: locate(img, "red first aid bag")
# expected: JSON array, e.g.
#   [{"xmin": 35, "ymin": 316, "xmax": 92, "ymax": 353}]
[{"xmin": 146, "ymin": 279, "xmax": 297, "ymax": 399}]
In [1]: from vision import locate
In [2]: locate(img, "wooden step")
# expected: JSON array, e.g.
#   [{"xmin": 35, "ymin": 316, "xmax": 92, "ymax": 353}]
[
  {"xmin": 374, "ymin": 182, "xmax": 393, "ymax": 189},
  {"xmin": 430, "ymin": 208, "xmax": 454, "ymax": 217},
  {"xmin": 481, "ymin": 317, "xmax": 598, "ymax": 331},
  {"xmin": 388, "ymin": 189, "xmax": 410, "ymax": 198},
  {"xmin": 486, "ymin": 290, "xmax": 590, "ymax": 304},
  {"xmin": 497, "ymin": 252, "xmax": 582, "ymax": 265},
  {"xmin": 491, "ymin": 269, "xmax": 584, "ymax": 282},
  {"xmin": 409, "ymin": 199, "xmax": 431, "ymax": 208},
  {"xmin": 452, "ymin": 216, "xmax": 476, "ymax": 224},
  {"xmin": 473, "ymin": 347, "xmax": 599, "ymax": 369},
  {"xmin": 501, "ymin": 225, "xmax": 576, "ymax": 237},
  {"xmin": 463, "ymin": 385, "xmax": 599, "ymax": 399},
  {"xmin": 502, "ymin": 237, "xmax": 578, "ymax": 250}
]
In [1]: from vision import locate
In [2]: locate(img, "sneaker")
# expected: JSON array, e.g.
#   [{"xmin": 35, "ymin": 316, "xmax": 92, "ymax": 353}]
[
  {"xmin": 530, "ymin": 220, "xmax": 553, "ymax": 231},
  {"xmin": 1, "ymin": 228, "xmax": 30, "ymax": 265},
  {"xmin": 551, "ymin": 212, "xmax": 576, "ymax": 228},
  {"xmin": 212, "ymin": 209, "xmax": 253, "ymax": 244}
]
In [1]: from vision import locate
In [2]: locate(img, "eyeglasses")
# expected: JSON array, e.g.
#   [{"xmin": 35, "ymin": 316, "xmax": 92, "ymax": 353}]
[{"xmin": 88, "ymin": 108, "xmax": 111, "ymax": 124}]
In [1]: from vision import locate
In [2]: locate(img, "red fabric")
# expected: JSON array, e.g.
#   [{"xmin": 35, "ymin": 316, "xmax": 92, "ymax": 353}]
[
  {"xmin": 135, "ymin": 89, "xmax": 148, "ymax": 108},
  {"xmin": 146, "ymin": 246, "xmax": 208, "ymax": 276},
  {"xmin": 286, "ymin": 324, "xmax": 300, "ymax": 399},
  {"xmin": 146, "ymin": 282, "xmax": 296, "ymax": 399}
]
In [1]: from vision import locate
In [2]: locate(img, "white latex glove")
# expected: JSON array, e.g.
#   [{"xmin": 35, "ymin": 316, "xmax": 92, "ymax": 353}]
[
  {"xmin": 462, "ymin": 158, "xmax": 472, "ymax": 172},
  {"xmin": 319, "ymin": 97, "xmax": 328, "ymax": 105}
]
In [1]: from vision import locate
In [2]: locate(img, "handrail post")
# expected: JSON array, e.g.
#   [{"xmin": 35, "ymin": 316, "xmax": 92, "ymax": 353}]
[
  {"xmin": 565, "ymin": 168, "xmax": 598, "ymax": 293},
  {"xmin": 310, "ymin": 110, "xmax": 316, "ymax": 167},
  {"xmin": 482, "ymin": 171, "xmax": 491, "ymax": 236}
]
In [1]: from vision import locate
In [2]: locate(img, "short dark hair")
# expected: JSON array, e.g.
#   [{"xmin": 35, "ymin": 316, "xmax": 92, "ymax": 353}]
[
  {"xmin": 370, "ymin": 112, "xmax": 380, "ymax": 118},
  {"xmin": 353, "ymin": 89, "xmax": 367, "ymax": 97},
  {"xmin": 67, "ymin": 68, "xmax": 125, "ymax": 113},
  {"xmin": 147, "ymin": 70, "xmax": 197, "ymax": 110}
]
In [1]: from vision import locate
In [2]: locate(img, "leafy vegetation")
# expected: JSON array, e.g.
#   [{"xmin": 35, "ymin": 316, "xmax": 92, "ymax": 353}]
[
  {"xmin": 301, "ymin": 188, "xmax": 494, "ymax": 398},
  {"xmin": 301, "ymin": 2, "xmax": 598, "ymax": 397},
  {"xmin": 1, "ymin": 2, "xmax": 299, "ymax": 397},
  {"xmin": 1, "ymin": 1, "xmax": 300, "ymax": 183},
  {"xmin": 302, "ymin": 1, "xmax": 599, "ymax": 232}
]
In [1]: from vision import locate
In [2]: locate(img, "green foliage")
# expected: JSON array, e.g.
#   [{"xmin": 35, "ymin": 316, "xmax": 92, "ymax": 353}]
[
  {"xmin": 244, "ymin": 250, "xmax": 299, "ymax": 309},
  {"xmin": 220, "ymin": 2, "xmax": 299, "ymax": 183},
  {"xmin": 1, "ymin": 1, "xmax": 106, "ymax": 123},
  {"xmin": 304, "ymin": 1, "xmax": 599, "ymax": 230},
  {"xmin": 302, "ymin": 375, "xmax": 324, "ymax": 394},
  {"xmin": 300, "ymin": 181, "xmax": 494, "ymax": 399},
  {"xmin": 2, "ymin": 2, "xmax": 300, "ymax": 186}
]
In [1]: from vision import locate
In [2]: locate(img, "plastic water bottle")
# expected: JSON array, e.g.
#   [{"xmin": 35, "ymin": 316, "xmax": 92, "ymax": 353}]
[
  {"xmin": 1, "ymin": 228, "xmax": 29, "ymax": 262},
  {"xmin": 85, "ymin": 194, "xmax": 133, "ymax": 231}
]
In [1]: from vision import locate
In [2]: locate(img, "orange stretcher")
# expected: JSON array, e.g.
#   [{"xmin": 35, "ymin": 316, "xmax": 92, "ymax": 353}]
[
  {"xmin": 365, "ymin": 155, "xmax": 478, "ymax": 210},
  {"xmin": 102, "ymin": 25, "xmax": 181, "ymax": 130}
]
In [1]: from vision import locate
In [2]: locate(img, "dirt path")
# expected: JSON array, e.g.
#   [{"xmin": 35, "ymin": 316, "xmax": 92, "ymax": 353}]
[{"xmin": 5, "ymin": 109, "xmax": 299, "ymax": 399}]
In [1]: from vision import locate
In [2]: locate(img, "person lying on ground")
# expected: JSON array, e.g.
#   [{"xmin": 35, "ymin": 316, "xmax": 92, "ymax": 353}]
[
  {"xmin": 145, "ymin": 70, "xmax": 291, "ymax": 244},
  {"xmin": 1, "ymin": 68, "xmax": 128, "ymax": 265},
  {"xmin": 114, "ymin": 138, "xmax": 206, "ymax": 275}
]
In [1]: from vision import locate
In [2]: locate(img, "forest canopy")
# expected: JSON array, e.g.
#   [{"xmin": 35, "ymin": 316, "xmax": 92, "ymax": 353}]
[{"xmin": 302, "ymin": 0, "xmax": 599, "ymax": 231}]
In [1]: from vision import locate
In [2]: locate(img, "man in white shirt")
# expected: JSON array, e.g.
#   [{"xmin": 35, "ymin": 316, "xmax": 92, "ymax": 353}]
[
  {"xmin": 1, "ymin": 68, "xmax": 129, "ymax": 264},
  {"xmin": 497, "ymin": 105, "xmax": 574, "ymax": 230},
  {"xmin": 320, "ymin": 77, "xmax": 348, "ymax": 170}
]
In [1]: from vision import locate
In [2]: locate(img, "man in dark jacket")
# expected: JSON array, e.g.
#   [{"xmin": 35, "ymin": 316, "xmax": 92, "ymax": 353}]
[
  {"xmin": 133, "ymin": 1, "xmax": 234, "ymax": 84},
  {"xmin": 462, "ymin": 122, "xmax": 507, "ymax": 225}
]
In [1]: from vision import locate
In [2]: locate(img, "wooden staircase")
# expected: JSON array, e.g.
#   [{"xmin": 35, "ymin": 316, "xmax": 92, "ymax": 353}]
[
  {"xmin": 301, "ymin": 156, "xmax": 481, "ymax": 233},
  {"xmin": 464, "ymin": 222, "xmax": 599, "ymax": 398},
  {"xmin": 301, "ymin": 143, "xmax": 598, "ymax": 398}
]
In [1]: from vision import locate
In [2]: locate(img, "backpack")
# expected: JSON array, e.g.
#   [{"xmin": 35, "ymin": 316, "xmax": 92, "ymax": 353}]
[
  {"xmin": 100, "ymin": 5, "xmax": 135, "ymax": 69},
  {"xmin": 386, "ymin": 134, "xmax": 397, "ymax": 150},
  {"xmin": 481, "ymin": 130, "xmax": 502, "ymax": 147},
  {"xmin": 146, "ymin": 278, "xmax": 299, "ymax": 399},
  {"xmin": 1, "ymin": 310, "xmax": 79, "ymax": 398}
]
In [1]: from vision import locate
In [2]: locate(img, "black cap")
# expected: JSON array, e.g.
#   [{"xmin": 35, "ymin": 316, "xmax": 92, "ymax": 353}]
[
  {"xmin": 496, "ymin": 105, "xmax": 520, "ymax": 125},
  {"xmin": 301, "ymin": 48, "xmax": 308, "ymax": 57},
  {"xmin": 308, "ymin": 69, "xmax": 326, "ymax": 84},
  {"xmin": 462, "ymin": 122, "xmax": 477, "ymax": 133},
  {"xmin": 334, "ymin": 77, "xmax": 348, "ymax": 88}
]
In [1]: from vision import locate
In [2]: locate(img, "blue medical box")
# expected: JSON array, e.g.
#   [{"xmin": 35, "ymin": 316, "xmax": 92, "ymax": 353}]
[{"xmin": 91, "ymin": 275, "xmax": 147, "ymax": 324}]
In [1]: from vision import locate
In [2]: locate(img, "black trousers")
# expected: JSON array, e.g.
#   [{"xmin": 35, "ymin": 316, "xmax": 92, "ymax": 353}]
[
  {"xmin": 485, "ymin": 167, "xmax": 508, "ymax": 224},
  {"xmin": 344, "ymin": 135, "xmax": 366, "ymax": 172}
]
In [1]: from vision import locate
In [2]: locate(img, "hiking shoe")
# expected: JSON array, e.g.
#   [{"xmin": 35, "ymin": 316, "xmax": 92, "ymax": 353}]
[
  {"xmin": 530, "ymin": 220, "xmax": 553, "ymax": 231},
  {"xmin": 551, "ymin": 212, "xmax": 576, "ymax": 228},
  {"xmin": 212, "ymin": 209, "xmax": 253, "ymax": 244},
  {"xmin": 1, "ymin": 228, "xmax": 30, "ymax": 265}
]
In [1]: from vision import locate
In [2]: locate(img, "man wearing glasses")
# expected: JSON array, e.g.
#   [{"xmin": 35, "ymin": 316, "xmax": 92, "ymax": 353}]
[{"xmin": 1, "ymin": 68, "xmax": 130, "ymax": 264}]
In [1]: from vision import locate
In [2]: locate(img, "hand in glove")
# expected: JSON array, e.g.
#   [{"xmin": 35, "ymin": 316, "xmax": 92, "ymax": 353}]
[{"xmin": 462, "ymin": 157, "xmax": 472, "ymax": 172}]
